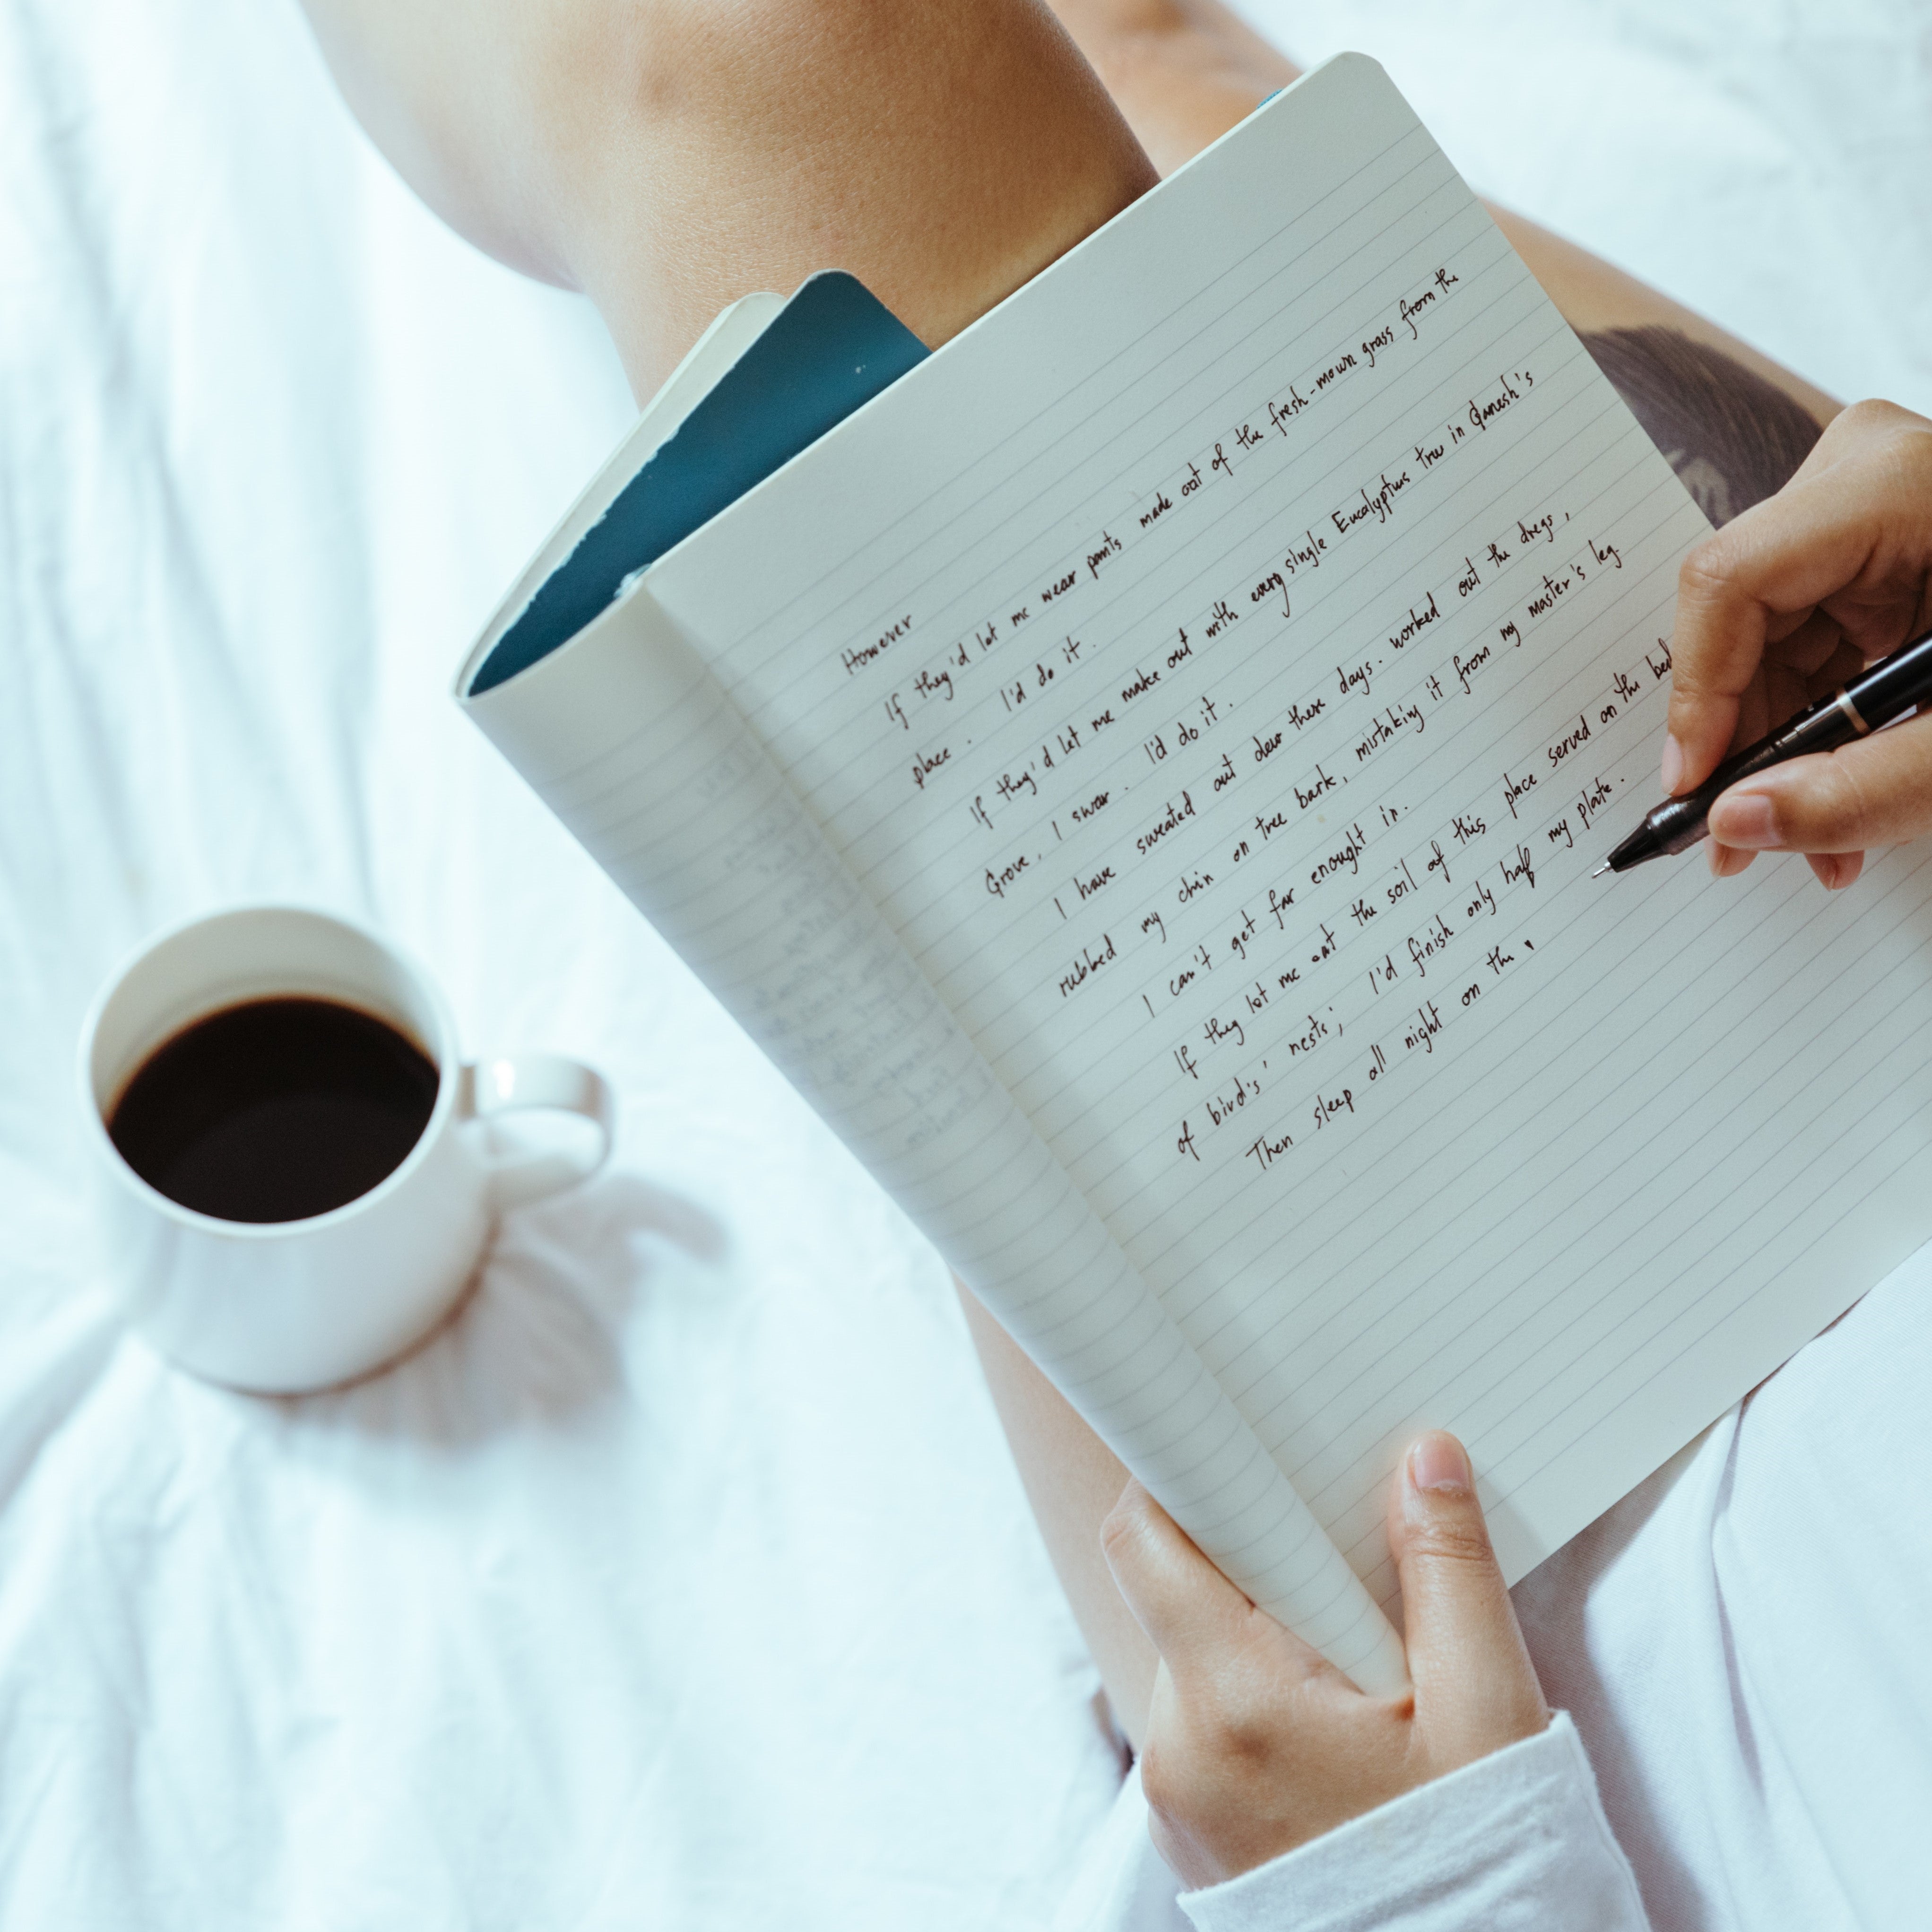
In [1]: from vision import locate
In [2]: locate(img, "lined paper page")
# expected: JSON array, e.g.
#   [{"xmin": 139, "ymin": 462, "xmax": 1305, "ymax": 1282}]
[
  {"xmin": 642, "ymin": 54, "xmax": 1932, "ymax": 1606},
  {"xmin": 465, "ymin": 584, "xmax": 1405, "ymax": 1688}
]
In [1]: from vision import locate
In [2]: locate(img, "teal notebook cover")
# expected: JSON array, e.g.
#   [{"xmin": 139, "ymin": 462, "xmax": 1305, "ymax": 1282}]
[{"xmin": 471, "ymin": 271, "xmax": 928, "ymax": 694}]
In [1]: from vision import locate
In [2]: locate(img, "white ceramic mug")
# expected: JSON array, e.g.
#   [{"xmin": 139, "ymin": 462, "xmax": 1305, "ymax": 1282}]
[{"xmin": 78, "ymin": 904, "xmax": 614, "ymax": 1393}]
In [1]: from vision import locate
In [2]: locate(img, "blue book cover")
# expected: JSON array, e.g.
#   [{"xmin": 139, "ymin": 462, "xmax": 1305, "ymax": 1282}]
[{"xmin": 471, "ymin": 272, "xmax": 927, "ymax": 694}]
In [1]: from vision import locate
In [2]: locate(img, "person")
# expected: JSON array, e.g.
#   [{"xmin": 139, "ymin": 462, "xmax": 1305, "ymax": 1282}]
[
  {"xmin": 1083, "ymin": 389, "xmax": 1932, "ymax": 1930},
  {"xmin": 1668, "ymin": 398, "xmax": 1932, "ymax": 887},
  {"xmin": 295, "ymin": 0, "xmax": 1932, "ymax": 1920}
]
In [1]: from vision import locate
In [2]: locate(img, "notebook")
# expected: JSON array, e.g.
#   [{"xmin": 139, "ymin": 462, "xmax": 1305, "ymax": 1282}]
[{"xmin": 456, "ymin": 54, "xmax": 1932, "ymax": 1693}]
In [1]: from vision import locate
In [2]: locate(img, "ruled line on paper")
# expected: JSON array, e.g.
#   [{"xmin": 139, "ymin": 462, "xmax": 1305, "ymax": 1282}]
[
  {"xmin": 743, "ymin": 167, "xmax": 1503, "ymax": 756},
  {"xmin": 611, "ymin": 52, "xmax": 1932, "ymax": 1603},
  {"xmin": 511, "ymin": 591, "xmax": 1409, "ymax": 1684},
  {"xmin": 681, "ymin": 121, "xmax": 1462, "ymax": 690},
  {"xmin": 895, "ymin": 430, "xmax": 1670, "ymax": 1084}
]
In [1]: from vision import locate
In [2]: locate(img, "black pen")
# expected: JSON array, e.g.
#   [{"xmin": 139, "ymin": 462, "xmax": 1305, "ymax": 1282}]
[{"xmin": 1594, "ymin": 624, "xmax": 1932, "ymax": 876}]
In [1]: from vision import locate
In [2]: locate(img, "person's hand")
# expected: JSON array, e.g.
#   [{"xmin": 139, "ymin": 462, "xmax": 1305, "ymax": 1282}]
[
  {"xmin": 1665, "ymin": 399, "xmax": 1932, "ymax": 888},
  {"xmin": 1099, "ymin": 1432, "xmax": 1548, "ymax": 1889}
]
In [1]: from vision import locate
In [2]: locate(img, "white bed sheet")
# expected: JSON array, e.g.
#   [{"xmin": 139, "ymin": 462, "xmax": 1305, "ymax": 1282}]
[{"xmin": 1, "ymin": 1, "xmax": 1926, "ymax": 1927}]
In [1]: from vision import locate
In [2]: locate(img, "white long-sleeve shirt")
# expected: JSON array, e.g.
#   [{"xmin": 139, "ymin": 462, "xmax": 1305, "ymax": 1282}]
[
  {"xmin": 1056, "ymin": 1715, "xmax": 1648, "ymax": 1932},
  {"xmin": 1177, "ymin": 1716, "xmax": 1648, "ymax": 1931},
  {"xmin": 1059, "ymin": 1238, "xmax": 1932, "ymax": 1932}
]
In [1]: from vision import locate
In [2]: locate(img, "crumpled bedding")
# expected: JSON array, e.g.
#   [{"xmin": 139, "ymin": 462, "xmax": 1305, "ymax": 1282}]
[{"xmin": 1, "ymin": 0, "xmax": 1925, "ymax": 1925}]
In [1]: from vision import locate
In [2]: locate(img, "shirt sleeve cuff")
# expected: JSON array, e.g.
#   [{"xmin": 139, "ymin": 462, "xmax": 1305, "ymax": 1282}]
[{"xmin": 1175, "ymin": 1711, "xmax": 1651, "ymax": 1932}]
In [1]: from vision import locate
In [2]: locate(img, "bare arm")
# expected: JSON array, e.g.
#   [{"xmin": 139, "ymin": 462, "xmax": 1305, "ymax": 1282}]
[{"xmin": 956, "ymin": 1284, "xmax": 1158, "ymax": 1736}]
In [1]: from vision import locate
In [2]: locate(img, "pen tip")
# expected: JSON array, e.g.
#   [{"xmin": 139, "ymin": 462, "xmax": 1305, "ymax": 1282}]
[{"xmin": 1591, "ymin": 861, "xmax": 1612, "ymax": 879}]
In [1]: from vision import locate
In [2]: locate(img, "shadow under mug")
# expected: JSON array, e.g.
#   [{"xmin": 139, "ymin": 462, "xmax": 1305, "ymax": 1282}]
[{"xmin": 78, "ymin": 905, "xmax": 615, "ymax": 1393}]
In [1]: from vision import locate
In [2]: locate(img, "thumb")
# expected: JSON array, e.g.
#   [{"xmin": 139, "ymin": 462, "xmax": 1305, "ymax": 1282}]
[
  {"xmin": 1386, "ymin": 1434, "xmax": 1546, "ymax": 1752},
  {"xmin": 1707, "ymin": 707, "xmax": 1932, "ymax": 863}
]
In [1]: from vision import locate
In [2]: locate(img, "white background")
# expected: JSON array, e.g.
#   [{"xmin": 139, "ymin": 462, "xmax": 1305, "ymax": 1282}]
[{"xmin": 1, "ymin": 1, "xmax": 1926, "ymax": 1924}]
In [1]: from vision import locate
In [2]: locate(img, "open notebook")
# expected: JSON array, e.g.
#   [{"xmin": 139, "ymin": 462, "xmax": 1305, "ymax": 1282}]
[{"xmin": 458, "ymin": 55, "xmax": 1932, "ymax": 1694}]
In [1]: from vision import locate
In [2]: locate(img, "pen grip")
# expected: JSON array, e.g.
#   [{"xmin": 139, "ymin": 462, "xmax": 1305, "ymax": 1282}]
[
  {"xmin": 1640, "ymin": 693, "xmax": 1862, "ymax": 859},
  {"xmin": 1611, "ymin": 626, "xmax": 1932, "ymax": 869},
  {"xmin": 1690, "ymin": 624, "xmax": 1932, "ymax": 821},
  {"xmin": 1705, "ymin": 693, "xmax": 1863, "ymax": 795}
]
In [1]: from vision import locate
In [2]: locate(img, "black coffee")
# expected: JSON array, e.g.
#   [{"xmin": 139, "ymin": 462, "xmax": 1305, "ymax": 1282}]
[{"xmin": 108, "ymin": 996, "xmax": 440, "ymax": 1223}]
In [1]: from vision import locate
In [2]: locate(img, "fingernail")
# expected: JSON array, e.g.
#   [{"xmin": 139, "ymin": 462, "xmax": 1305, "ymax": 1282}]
[
  {"xmin": 1710, "ymin": 791, "xmax": 1778, "ymax": 849},
  {"xmin": 1407, "ymin": 1432, "xmax": 1472, "ymax": 1497},
  {"xmin": 1660, "ymin": 735, "xmax": 1684, "ymax": 796}
]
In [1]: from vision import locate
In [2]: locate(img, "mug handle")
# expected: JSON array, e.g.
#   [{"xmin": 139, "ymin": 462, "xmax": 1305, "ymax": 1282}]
[{"xmin": 462, "ymin": 1054, "xmax": 615, "ymax": 1209}]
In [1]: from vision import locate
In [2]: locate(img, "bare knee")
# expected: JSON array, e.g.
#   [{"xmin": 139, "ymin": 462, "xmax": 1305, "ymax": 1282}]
[{"xmin": 306, "ymin": 0, "xmax": 1154, "ymax": 394}]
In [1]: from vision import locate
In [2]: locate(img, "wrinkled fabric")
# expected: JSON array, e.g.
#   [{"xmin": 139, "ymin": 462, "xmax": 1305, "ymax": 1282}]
[
  {"xmin": 2, "ymin": 0, "xmax": 1929, "ymax": 1927},
  {"xmin": 0, "ymin": 4, "xmax": 1117, "ymax": 1925}
]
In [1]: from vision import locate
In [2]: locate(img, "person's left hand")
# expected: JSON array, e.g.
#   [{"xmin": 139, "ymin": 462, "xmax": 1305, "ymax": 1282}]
[{"xmin": 1100, "ymin": 1431, "xmax": 1549, "ymax": 1889}]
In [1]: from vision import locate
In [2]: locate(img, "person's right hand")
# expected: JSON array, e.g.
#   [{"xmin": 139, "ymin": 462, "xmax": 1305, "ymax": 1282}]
[{"xmin": 1665, "ymin": 399, "xmax": 1932, "ymax": 888}]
